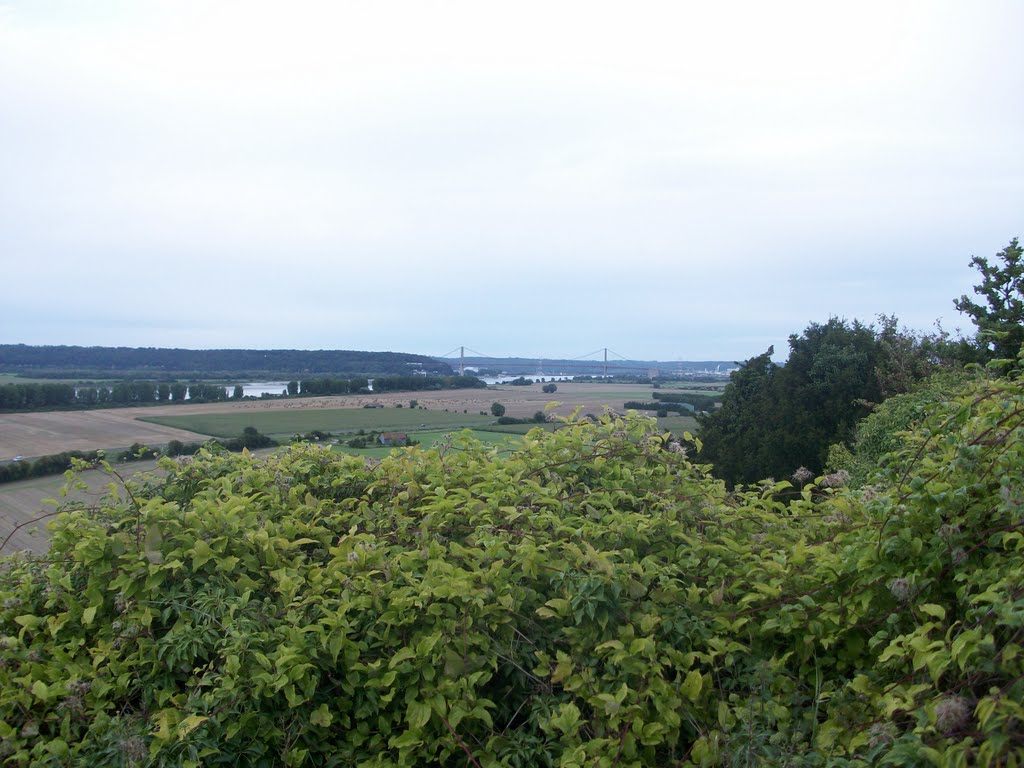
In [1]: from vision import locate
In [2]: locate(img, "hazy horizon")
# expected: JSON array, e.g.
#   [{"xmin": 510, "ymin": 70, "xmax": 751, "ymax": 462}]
[{"xmin": 1, "ymin": 1, "xmax": 1021, "ymax": 362}]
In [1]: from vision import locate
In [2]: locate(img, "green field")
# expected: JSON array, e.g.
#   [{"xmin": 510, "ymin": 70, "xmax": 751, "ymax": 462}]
[
  {"xmin": 476, "ymin": 423, "xmax": 554, "ymax": 435},
  {"xmin": 478, "ymin": 414, "xmax": 698, "ymax": 435},
  {"xmin": 655, "ymin": 414, "xmax": 700, "ymax": 433},
  {"xmin": 138, "ymin": 408, "xmax": 493, "ymax": 439}
]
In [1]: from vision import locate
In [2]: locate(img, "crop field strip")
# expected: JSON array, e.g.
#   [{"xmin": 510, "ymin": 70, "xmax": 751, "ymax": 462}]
[{"xmin": 137, "ymin": 408, "xmax": 493, "ymax": 439}]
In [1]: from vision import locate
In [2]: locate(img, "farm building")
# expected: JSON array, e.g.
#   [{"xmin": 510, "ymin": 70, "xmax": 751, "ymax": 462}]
[{"xmin": 378, "ymin": 432, "xmax": 408, "ymax": 446}]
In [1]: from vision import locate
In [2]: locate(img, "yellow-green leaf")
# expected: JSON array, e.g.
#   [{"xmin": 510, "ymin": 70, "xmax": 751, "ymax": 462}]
[
  {"xmin": 177, "ymin": 715, "xmax": 208, "ymax": 738},
  {"xmin": 681, "ymin": 670, "xmax": 703, "ymax": 702}
]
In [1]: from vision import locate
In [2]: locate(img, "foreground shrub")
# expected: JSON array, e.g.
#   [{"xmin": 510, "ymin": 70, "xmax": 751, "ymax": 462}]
[{"xmin": 0, "ymin": 378, "xmax": 1022, "ymax": 765}]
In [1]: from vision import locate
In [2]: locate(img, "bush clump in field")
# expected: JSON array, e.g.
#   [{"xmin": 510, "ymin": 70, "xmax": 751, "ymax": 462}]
[
  {"xmin": 496, "ymin": 412, "xmax": 548, "ymax": 425},
  {"xmin": 346, "ymin": 431, "xmax": 418, "ymax": 449},
  {"xmin": 0, "ymin": 450, "xmax": 102, "ymax": 484},
  {"xmin": 1, "ymin": 372, "xmax": 1023, "ymax": 765}
]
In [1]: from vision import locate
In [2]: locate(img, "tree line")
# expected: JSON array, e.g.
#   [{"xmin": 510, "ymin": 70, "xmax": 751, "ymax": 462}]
[
  {"xmin": 651, "ymin": 391, "xmax": 719, "ymax": 410},
  {"xmin": 0, "ymin": 375, "xmax": 487, "ymax": 412},
  {"xmin": 0, "ymin": 381, "xmax": 231, "ymax": 411},
  {"xmin": 0, "ymin": 428, "xmax": 277, "ymax": 485},
  {"xmin": 623, "ymin": 392, "xmax": 719, "ymax": 415},
  {"xmin": 623, "ymin": 400, "xmax": 693, "ymax": 415}
]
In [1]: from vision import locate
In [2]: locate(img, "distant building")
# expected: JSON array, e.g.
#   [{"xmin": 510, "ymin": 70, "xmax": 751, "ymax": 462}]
[{"xmin": 379, "ymin": 432, "xmax": 408, "ymax": 446}]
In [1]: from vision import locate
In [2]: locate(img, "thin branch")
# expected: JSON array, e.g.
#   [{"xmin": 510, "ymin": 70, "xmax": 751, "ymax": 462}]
[
  {"xmin": 0, "ymin": 508, "xmax": 65, "ymax": 554},
  {"xmin": 440, "ymin": 714, "xmax": 483, "ymax": 768}
]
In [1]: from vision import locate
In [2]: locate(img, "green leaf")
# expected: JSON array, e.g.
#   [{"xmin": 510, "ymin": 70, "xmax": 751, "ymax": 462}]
[
  {"xmin": 191, "ymin": 539, "xmax": 215, "ymax": 569},
  {"xmin": 14, "ymin": 614, "xmax": 43, "ymax": 630},
  {"xmin": 407, "ymin": 700, "xmax": 431, "ymax": 730},
  {"xmin": 31, "ymin": 680, "xmax": 51, "ymax": 701},
  {"xmin": 389, "ymin": 647, "xmax": 416, "ymax": 669},
  {"xmin": 145, "ymin": 523, "xmax": 164, "ymax": 564},
  {"xmin": 388, "ymin": 730, "xmax": 423, "ymax": 749},
  {"xmin": 681, "ymin": 670, "xmax": 703, "ymax": 702},
  {"xmin": 310, "ymin": 703, "xmax": 333, "ymax": 728},
  {"xmin": 550, "ymin": 703, "xmax": 580, "ymax": 734}
]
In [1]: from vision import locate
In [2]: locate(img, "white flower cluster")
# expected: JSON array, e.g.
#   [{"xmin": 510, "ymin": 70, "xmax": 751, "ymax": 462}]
[
  {"xmin": 888, "ymin": 577, "xmax": 913, "ymax": 603},
  {"xmin": 935, "ymin": 695, "xmax": 973, "ymax": 734},
  {"xmin": 791, "ymin": 466, "xmax": 813, "ymax": 484},
  {"xmin": 821, "ymin": 469, "xmax": 850, "ymax": 488}
]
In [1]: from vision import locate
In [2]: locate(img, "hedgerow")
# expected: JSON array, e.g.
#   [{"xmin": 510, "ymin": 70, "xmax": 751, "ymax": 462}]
[{"xmin": 0, "ymin": 371, "xmax": 1022, "ymax": 766}]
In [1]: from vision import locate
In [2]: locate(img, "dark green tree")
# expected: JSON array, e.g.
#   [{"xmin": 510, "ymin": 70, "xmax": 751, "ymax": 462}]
[
  {"xmin": 696, "ymin": 347, "xmax": 780, "ymax": 487},
  {"xmin": 698, "ymin": 318, "xmax": 923, "ymax": 486},
  {"xmin": 954, "ymin": 237, "xmax": 1024, "ymax": 360},
  {"xmin": 233, "ymin": 384, "xmax": 245, "ymax": 399},
  {"xmin": 490, "ymin": 402, "xmax": 506, "ymax": 417},
  {"xmin": 287, "ymin": 380, "xmax": 299, "ymax": 396}
]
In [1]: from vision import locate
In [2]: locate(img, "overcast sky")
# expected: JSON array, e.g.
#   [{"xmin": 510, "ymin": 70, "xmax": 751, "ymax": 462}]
[{"xmin": 1, "ymin": 1, "xmax": 1021, "ymax": 363}]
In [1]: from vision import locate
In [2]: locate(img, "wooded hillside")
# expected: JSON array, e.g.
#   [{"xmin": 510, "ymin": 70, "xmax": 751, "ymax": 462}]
[{"xmin": 0, "ymin": 346, "xmax": 452, "ymax": 379}]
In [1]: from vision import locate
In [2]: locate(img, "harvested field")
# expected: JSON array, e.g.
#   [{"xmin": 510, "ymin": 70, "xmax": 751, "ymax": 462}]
[
  {"xmin": 0, "ymin": 474, "xmax": 66, "ymax": 553},
  {"xmin": 0, "ymin": 459, "xmax": 162, "ymax": 555},
  {"xmin": 0, "ymin": 410, "xmax": 207, "ymax": 461}
]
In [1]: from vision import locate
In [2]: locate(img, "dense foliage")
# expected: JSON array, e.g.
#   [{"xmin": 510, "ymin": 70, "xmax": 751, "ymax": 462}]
[
  {"xmin": 697, "ymin": 318, "xmax": 934, "ymax": 486},
  {"xmin": 623, "ymin": 402, "xmax": 693, "ymax": 415},
  {"xmin": 954, "ymin": 238, "xmax": 1024, "ymax": 361},
  {"xmin": 0, "ymin": 347, "xmax": 452, "ymax": 380},
  {"xmin": 1, "ymin": 366, "xmax": 1022, "ymax": 766},
  {"xmin": 824, "ymin": 371, "xmax": 970, "ymax": 488},
  {"xmin": 0, "ymin": 452, "xmax": 102, "ymax": 486},
  {"xmin": 651, "ymin": 393, "xmax": 719, "ymax": 411}
]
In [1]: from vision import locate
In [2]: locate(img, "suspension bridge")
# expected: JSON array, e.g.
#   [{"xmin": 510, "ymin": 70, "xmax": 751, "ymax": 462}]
[{"xmin": 430, "ymin": 347, "xmax": 734, "ymax": 378}]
